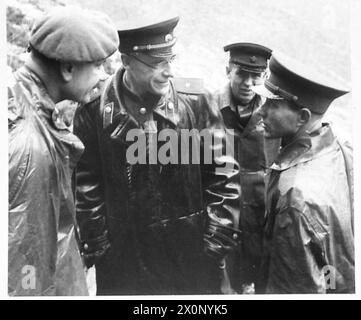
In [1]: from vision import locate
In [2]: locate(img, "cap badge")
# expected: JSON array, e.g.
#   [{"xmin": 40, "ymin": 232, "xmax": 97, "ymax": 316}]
[
  {"xmin": 250, "ymin": 56, "xmax": 257, "ymax": 63},
  {"xmin": 165, "ymin": 34, "xmax": 173, "ymax": 42}
]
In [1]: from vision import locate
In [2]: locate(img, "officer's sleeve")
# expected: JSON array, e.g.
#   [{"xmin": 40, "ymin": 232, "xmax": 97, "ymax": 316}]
[
  {"xmin": 73, "ymin": 99, "xmax": 110, "ymax": 266},
  {"xmin": 197, "ymin": 91, "xmax": 242, "ymax": 262},
  {"xmin": 265, "ymin": 205, "xmax": 327, "ymax": 293}
]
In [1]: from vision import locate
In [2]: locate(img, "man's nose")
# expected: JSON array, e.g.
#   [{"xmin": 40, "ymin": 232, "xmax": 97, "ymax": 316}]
[
  {"xmin": 242, "ymin": 74, "xmax": 253, "ymax": 86},
  {"xmin": 162, "ymin": 62, "xmax": 174, "ymax": 78}
]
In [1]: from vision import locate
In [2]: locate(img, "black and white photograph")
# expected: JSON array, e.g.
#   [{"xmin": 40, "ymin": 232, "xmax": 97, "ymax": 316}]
[{"xmin": 3, "ymin": 0, "xmax": 360, "ymax": 300}]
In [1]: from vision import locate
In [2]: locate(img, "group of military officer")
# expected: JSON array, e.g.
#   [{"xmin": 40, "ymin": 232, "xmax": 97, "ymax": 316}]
[{"xmin": 8, "ymin": 7, "xmax": 354, "ymax": 296}]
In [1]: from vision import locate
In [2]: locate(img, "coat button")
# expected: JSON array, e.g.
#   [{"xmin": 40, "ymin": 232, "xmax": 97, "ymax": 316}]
[
  {"xmin": 139, "ymin": 107, "xmax": 146, "ymax": 115},
  {"xmin": 84, "ymin": 243, "xmax": 89, "ymax": 250},
  {"xmin": 233, "ymin": 233, "xmax": 239, "ymax": 240},
  {"xmin": 105, "ymin": 106, "xmax": 112, "ymax": 113},
  {"xmin": 168, "ymin": 101, "xmax": 174, "ymax": 110}
]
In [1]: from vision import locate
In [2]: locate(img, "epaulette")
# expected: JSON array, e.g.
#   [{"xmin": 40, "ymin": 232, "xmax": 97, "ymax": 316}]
[{"xmin": 172, "ymin": 77, "xmax": 204, "ymax": 95}]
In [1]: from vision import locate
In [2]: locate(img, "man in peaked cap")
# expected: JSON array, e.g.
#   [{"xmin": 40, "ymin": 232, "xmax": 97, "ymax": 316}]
[
  {"xmin": 253, "ymin": 52, "xmax": 354, "ymax": 293},
  {"xmin": 214, "ymin": 43, "xmax": 280, "ymax": 293},
  {"xmin": 73, "ymin": 17, "xmax": 241, "ymax": 295},
  {"xmin": 8, "ymin": 7, "xmax": 119, "ymax": 296}
]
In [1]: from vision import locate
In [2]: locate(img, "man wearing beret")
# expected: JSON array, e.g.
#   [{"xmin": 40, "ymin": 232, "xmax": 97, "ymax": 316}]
[
  {"xmin": 254, "ymin": 52, "xmax": 354, "ymax": 293},
  {"xmin": 73, "ymin": 17, "xmax": 241, "ymax": 295},
  {"xmin": 214, "ymin": 43, "xmax": 280, "ymax": 293},
  {"xmin": 8, "ymin": 8, "xmax": 119, "ymax": 295}
]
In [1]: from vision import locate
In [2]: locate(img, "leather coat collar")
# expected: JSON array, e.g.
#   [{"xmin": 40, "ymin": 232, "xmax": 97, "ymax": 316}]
[
  {"xmin": 218, "ymin": 83, "xmax": 235, "ymax": 112},
  {"xmin": 218, "ymin": 83, "xmax": 264, "ymax": 138},
  {"xmin": 101, "ymin": 68, "xmax": 181, "ymax": 130}
]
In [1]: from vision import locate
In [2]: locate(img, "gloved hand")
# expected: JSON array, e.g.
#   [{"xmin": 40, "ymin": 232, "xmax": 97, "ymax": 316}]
[
  {"xmin": 81, "ymin": 234, "xmax": 111, "ymax": 269},
  {"xmin": 204, "ymin": 221, "xmax": 241, "ymax": 262}
]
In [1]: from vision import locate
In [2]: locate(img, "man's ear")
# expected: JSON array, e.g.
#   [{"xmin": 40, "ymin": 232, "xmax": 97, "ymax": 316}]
[
  {"xmin": 263, "ymin": 69, "xmax": 270, "ymax": 80},
  {"xmin": 59, "ymin": 62, "xmax": 74, "ymax": 82},
  {"xmin": 226, "ymin": 65, "xmax": 231, "ymax": 78},
  {"xmin": 298, "ymin": 108, "xmax": 312, "ymax": 126}
]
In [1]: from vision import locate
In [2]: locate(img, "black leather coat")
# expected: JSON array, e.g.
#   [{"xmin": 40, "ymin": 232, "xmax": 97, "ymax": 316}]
[{"xmin": 73, "ymin": 68, "xmax": 241, "ymax": 295}]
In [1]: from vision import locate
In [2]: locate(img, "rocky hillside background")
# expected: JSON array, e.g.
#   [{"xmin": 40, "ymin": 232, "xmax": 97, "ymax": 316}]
[{"xmin": 6, "ymin": 0, "xmax": 354, "ymax": 141}]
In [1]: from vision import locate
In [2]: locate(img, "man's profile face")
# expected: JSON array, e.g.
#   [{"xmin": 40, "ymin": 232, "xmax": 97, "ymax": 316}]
[
  {"xmin": 227, "ymin": 64, "xmax": 265, "ymax": 105},
  {"xmin": 127, "ymin": 53, "xmax": 175, "ymax": 97},
  {"xmin": 258, "ymin": 98, "xmax": 300, "ymax": 140}
]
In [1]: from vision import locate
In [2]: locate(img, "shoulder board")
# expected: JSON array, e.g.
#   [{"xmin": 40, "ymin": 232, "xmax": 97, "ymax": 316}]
[{"xmin": 172, "ymin": 77, "xmax": 204, "ymax": 95}]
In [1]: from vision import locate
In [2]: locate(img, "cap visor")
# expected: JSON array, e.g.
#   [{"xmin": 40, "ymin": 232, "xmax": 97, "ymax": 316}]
[
  {"xmin": 239, "ymin": 66, "xmax": 264, "ymax": 74},
  {"xmin": 147, "ymin": 51, "xmax": 174, "ymax": 58},
  {"xmin": 252, "ymin": 84, "xmax": 283, "ymax": 99}
]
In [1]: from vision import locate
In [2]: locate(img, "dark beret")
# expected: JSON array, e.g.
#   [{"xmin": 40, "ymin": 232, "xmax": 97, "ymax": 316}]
[
  {"xmin": 253, "ymin": 51, "xmax": 349, "ymax": 114},
  {"xmin": 29, "ymin": 7, "xmax": 119, "ymax": 63}
]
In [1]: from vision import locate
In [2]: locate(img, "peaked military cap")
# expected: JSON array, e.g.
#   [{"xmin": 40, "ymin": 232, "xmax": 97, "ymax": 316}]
[
  {"xmin": 224, "ymin": 42, "xmax": 272, "ymax": 73},
  {"xmin": 117, "ymin": 17, "xmax": 179, "ymax": 57},
  {"xmin": 253, "ymin": 51, "xmax": 350, "ymax": 114},
  {"xmin": 29, "ymin": 7, "xmax": 119, "ymax": 63}
]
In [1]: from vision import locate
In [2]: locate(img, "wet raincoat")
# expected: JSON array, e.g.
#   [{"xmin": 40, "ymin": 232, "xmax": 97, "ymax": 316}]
[
  {"xmin": 8, "ymin": 66, "xmax": 88, "ymax": 295},
  {"xmin": 259, "ymin": 124, "xmax": 354, "ymax": 293}
]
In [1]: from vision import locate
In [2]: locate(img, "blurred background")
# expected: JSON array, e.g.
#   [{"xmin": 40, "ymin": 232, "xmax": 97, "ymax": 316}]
[{"xmin": 6, "ymin": 0, "xmax": 354, "ymax": 140}]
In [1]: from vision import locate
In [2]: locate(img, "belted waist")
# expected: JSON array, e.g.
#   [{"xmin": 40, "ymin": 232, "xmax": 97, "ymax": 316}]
[
  {"xmin": 147, "ymin": 210, "xmax": 206, "ymax": 229},
  {"xmin": 107, "ymin": 209, "xmax": 206, "ymax": 233}
]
